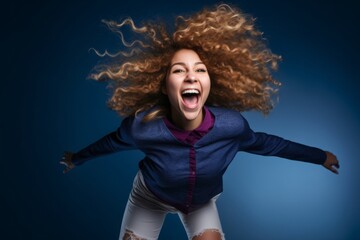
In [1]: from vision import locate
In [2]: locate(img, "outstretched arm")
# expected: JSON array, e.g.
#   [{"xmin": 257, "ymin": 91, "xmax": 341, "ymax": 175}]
[
  {"xmin": 60, "ymin": 117, "xmax": 136, "ymax": 173},
  {"xmin": 323, "ymin": 151, "xmax": 340, "ymax": 174},
  {"xmin": 238, "ymin": 114, "xmax": 340, "ymax": 174}
]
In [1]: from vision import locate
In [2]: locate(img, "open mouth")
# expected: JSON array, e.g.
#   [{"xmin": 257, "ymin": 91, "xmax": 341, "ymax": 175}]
[{"xmin": 181, "ymin": 89, "xmax": 200, "ymax": 109}]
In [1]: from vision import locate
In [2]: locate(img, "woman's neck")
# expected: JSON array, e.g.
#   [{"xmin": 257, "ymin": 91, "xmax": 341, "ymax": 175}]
[{"xmin": 170, "ymin": 108, "xmax": 204, "ymax": 131}]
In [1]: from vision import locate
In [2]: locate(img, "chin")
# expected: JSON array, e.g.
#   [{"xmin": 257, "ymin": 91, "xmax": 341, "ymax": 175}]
[{"xmin": 181, "ymin": 108, "xmax": 202, "ymax": 121}]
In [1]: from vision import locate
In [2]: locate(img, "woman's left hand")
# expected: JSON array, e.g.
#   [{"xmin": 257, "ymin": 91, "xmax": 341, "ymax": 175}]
[
  {"xmin": 60, "ymin": 151, "xmax": 76, "ymax": 174},
  {"xmin": 322, "ymin": 151, "xmax": 340, "ymax": 174}
]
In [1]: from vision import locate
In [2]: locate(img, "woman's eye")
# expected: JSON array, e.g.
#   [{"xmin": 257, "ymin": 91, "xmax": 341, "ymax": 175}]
[
  {"xmin": 196, "ymin": 68, "xmax": 207, "ymax": 72},
  {"xmin": 173, "ymin": 69, "xmax": 185, "ymax": 73}
]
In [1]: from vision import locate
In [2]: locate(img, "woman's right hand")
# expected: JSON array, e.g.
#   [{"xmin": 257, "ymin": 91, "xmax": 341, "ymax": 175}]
[{"xmin": 60, "ymin": 151, "xmax": 76, "ymax": 174}]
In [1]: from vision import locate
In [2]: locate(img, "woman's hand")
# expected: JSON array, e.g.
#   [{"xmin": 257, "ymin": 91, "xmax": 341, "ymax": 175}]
[
  {"xmin": 60, "ymin": 151, "xmax": 76, "ymax": 174},
  {"xmin": 322, "ymin": 151, "xmax": 340, "ymax": 174}
]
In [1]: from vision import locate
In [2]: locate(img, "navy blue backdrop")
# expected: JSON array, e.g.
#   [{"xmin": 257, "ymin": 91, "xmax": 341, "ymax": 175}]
[{"xmin": 2, "ymin": 0, "xmax": 359, "ymax": 239}]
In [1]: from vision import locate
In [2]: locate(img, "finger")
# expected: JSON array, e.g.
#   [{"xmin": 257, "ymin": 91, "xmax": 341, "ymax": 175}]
[
  {"xmin": 59, "ymin": 161, "xmax": 68, "ymax": 166},
  {"xmin": 63, "ymin": 167, "xmax": 71, "ymax": 174},
  {"xmin": 60, "ymin": 155, "xmax": 67, "ymax": 162},
  {"xmin": 60, "ymin": 160, "xmax": 72, "ymax": 166},
  {"xmin": 330, "ymin": 165, "xmax": 339, "ymax": 174},
  {"xmin": 60, "ymin": 154, "xmax": 73, "ymax": 164}
]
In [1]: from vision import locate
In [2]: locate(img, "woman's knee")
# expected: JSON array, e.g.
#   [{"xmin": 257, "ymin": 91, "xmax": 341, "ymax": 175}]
[
  {"xmin": 191, "ymin": 228, "xmax": 224, "ymax": 240},
  {"xmin": 122, "ymin": 229, "xmax": 146, "ymax": 240}
]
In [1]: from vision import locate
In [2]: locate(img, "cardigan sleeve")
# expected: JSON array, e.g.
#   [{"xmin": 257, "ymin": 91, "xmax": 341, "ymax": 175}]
[
  {"xmin": 72, "ymin": 117, "xmax": 137, "ymax": 165},
  {"xmin": 238, "ymin": 116, "xmax": 327, "ymax": 165}
]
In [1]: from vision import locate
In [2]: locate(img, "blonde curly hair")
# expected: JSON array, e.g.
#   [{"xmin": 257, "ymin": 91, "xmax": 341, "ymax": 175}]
[{"xmin": 90, "ymin": 3, "xmax": 281, "ymax": 121}]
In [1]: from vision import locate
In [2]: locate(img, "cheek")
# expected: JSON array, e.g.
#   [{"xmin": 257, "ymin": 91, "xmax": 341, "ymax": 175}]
[
  {"xmin": 164, "ymin": 77, "xmax": 179, "ymax": 100},
  {"xmin": 203, "ymin": 78, "xmax": 211, "ymax": 96}
]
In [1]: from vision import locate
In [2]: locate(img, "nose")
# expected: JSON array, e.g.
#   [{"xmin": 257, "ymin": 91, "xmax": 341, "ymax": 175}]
[{"xmin": 185, "ymin": 73, "xmax": 197, "ymax": 83}]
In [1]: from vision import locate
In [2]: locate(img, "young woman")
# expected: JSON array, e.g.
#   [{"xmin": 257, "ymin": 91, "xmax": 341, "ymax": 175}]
[{"xmin": 60, "ymin": 4, "xmax": 339, "ymax": 240}]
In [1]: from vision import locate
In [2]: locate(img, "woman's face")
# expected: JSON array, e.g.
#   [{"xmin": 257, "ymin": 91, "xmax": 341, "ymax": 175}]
[{"xmin": 163, "ymin": 49, "xmax": 211, "ymax": 130}]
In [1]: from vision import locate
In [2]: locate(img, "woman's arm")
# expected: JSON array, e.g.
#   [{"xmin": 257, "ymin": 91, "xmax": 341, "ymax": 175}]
[
  {"xmin": 60, "ymin": 117, "xmax": 136, "ymax": 173},
  {"xmin": 239, "ymin": 115, "xmax": 340, "ymax": 174}
]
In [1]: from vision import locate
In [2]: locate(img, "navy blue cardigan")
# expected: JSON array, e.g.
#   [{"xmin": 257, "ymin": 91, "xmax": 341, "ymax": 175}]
[{"xmin": 72, "ymin": 107, "xmax": 326, "ymax": 213}]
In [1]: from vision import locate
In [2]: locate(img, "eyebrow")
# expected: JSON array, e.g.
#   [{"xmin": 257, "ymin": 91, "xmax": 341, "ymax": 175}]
[{"xmin": 170, "ymin": 62, "xmax": 205, "ymax": 69}]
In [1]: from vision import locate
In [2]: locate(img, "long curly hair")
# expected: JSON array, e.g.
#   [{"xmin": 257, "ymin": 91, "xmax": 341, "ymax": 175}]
[{"xmin": 90, "ymin": 3, "xmax": 281, "ymax": 121}]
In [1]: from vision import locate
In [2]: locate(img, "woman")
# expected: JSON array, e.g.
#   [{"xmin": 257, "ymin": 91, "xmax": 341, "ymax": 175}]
[{"xmin": 60, "ymin": 4, "xmax": 339, "ymax": 240}]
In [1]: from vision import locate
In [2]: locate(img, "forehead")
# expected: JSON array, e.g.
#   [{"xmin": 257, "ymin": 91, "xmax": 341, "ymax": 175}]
[{"xmin": 170, "ymin": 49, "xmax": 202, "ymax": 63}]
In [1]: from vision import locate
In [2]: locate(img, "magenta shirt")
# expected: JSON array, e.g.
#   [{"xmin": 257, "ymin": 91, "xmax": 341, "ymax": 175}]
[{"xmin": 163, "ymin": 107, "xmax": 215, "ymax": 145}]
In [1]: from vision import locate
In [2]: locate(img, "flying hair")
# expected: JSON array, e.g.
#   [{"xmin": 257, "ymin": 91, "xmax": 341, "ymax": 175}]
[{"xmin": 90, "ymin": 3, "xmax": 282, "ymax": 122}]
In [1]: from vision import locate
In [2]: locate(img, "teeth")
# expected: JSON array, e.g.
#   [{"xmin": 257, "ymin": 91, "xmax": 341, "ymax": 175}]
[{"xmin": 182, "ymin": 89, "xmax": 199, "ymax": 95}]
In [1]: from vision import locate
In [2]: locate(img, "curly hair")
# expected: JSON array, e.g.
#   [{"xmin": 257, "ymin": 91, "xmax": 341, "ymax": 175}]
[{"xmin": 90, "ymin": 3, "xmax": 281, "ymax": 121}]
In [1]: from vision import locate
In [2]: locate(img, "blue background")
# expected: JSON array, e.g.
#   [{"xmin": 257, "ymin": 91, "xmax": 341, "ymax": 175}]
[{"xmin": 2, "ymin": 0, "xmax": 359, "ymax": 239}]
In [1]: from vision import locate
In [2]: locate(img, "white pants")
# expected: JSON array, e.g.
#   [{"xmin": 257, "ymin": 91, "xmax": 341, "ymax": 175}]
[{"xmin": 119, "ymin": 171, "xmax": 225, "ymax": 240}]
